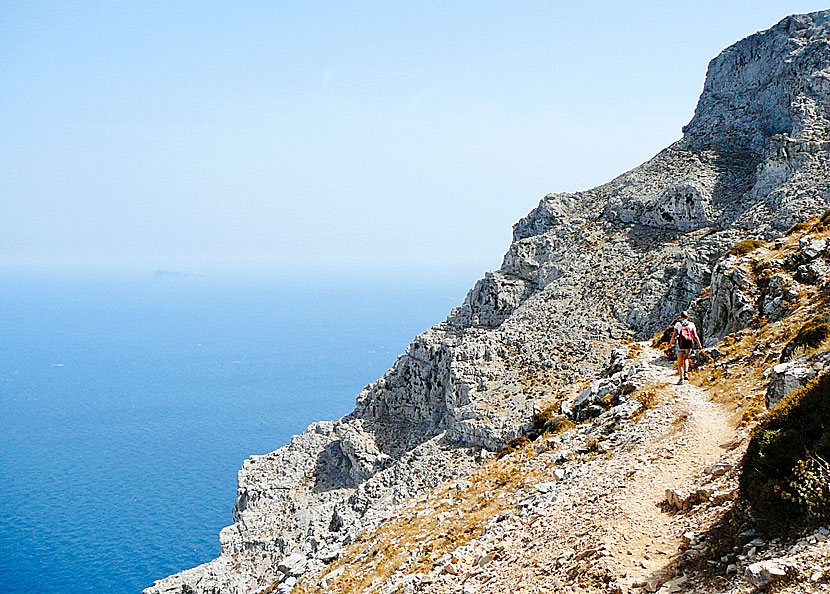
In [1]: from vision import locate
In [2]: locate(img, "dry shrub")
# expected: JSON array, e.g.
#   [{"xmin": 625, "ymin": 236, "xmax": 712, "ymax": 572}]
[
  {"xmin": 635, "ymin": 387, "xmax": 659, "ymax": 410},
  {"xmin": 740, "ymin": 370, "xmax": 830, "ymax": 532},
  {"xmin": 673, "ymin": 411, "xmax": 690, "ymax": 426},
  {"xmin": 726, "ymin": 239, "xmax": 765, "ymax": 257},
  {"xmin": 498, "ymin": 436, "xmax": 530, "ymax": 458},
  {"xmin": 788, "ymin": 455, "xmax": 830, "ymax": 518},
  {"xmin": 533, "ymin": 406, "xmax": 570, "ymax": 434},
  {"xmin": 814, "ymin": 209, "xmax": 830, "ymax": 232},
  {"xmin": 780, "ymin": 312, "xmax": 830, "ymax": 362},
  {"xmin": 652, "ymin": 318, "xmax": 681, "ymax": 348},
  {"xmin": 786, "ymin": 221, "xmax": 813, "ymax": 235},
  {"xmin": 549, "ymin": 417, "xmax": 575, "ymax": 434}
]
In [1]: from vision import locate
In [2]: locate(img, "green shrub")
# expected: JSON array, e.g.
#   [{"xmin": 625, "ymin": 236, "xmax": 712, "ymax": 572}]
[
  {"xmin": 788, "ymin": 455, "xmax": 830, "ymax": 517},
  {"xmin": 726, "ymin": 239, "xmax": 765, "ymax": 257},
  {"xmin": 740, "ymin": 370, "xmax": 830, "ymax": 532},
  {"xmin": 780, "ymin": 313, "xmax": 830, "ymax": 362}
]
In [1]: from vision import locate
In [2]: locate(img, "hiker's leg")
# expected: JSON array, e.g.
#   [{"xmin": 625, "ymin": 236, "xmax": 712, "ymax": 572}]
[
  {"xmin": 675, "ymin": 351, "xmax": 683, "ymax": 376},
  {"xmin": 679, "ymin": 353, "xmax": 687, "ymax": 378},
  {"xmin": 684, "ymin": 355, "xmax": 692, "ymax": 376}
]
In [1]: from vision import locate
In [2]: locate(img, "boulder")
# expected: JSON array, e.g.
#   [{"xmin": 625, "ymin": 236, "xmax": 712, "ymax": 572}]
[
  {"xmin": 277, "ymin": 553, "xmax": 307, "ymax": 577},
  {"xmin": 745, "ymin": 560, "xmax": 787, "ymax": 586},
  {"xmin": 765, "ymin": 360, "xmax": 817, "ymax": 408},
  {"xmin": 570, "ymin": 362, "xmax": 643, "ymax": 421}
]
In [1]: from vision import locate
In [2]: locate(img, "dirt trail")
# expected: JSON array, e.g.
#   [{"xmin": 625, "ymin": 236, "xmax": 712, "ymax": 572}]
[
  {"xmin": 422, "ymin": 345, "xmax": 741, "ymax": 594},
  {"xmin": 608, "ymin": 347, "xmax": 736, "ymax": 588}
]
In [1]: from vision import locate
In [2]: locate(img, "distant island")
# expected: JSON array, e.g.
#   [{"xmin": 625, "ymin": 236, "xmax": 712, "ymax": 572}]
[{"xmin": 152, "ymin": 269, "xmax": 204, "ymax": 281}]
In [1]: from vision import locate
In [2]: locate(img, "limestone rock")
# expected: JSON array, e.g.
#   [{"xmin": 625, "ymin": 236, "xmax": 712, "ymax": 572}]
[
  {"xmin": 703, "ymin": 256, "xmax": 757, "ymax": 344},
  {"xmin": 665, "ymin": 488, "xmax": 711, "ymax": 510},
  {"xmin": 745, "ymin": 559, "xmax": 787, "ymax": 586},
  {"xmin": 336, "ymin": 421, "xmax": 391, "ymax": 483},
  {"xmin": 570, "ymin": 358, "xmax": 644, "ymax": 421},
  {"xmin": 278, "ymin": 553, "xmax": 307, "ymax": 577},
  {"xmin": 766, "ymin": 359, "xmax": 817, "ymax": 408},
  {"xmin": 761, "ymin": 273, "xmax": 799, "ymax": 321}
]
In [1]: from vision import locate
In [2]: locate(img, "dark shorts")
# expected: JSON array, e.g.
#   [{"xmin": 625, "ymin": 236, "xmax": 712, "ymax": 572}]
[{"xmin": 676, "ymin": 347, "xmax": 691, "ymax": 355}]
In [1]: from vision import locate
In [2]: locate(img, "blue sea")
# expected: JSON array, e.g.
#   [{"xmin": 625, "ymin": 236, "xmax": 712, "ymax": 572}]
[{"xmin": 0, "ymin": 269, "xmax": 476, "ymax": 594}]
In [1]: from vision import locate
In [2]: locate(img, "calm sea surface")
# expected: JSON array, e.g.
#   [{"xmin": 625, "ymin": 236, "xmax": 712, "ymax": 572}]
[{"xmin": 0, "ymin": 270, "xmax": 476, "ymax": 594}]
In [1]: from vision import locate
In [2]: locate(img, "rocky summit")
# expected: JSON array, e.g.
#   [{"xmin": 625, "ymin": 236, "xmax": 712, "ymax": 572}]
[{"xmin": 146, "ymin": 11, "xmax": 830, "ymax": 594}]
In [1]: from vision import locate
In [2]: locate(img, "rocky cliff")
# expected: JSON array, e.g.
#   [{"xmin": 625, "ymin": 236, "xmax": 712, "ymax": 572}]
[{"xmin": 145, "ymin": 11, "xmax": 830, "ymax": 594}]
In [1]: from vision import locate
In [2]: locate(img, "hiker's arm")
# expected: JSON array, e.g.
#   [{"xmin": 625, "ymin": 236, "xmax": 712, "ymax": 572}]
[
  {"xmin": 695, "ymin": 331, "xmax": 703, "ymax": 349},
  {"xmin": 668, "ymin": 328, "xmax": 678, "ymax": 347}
]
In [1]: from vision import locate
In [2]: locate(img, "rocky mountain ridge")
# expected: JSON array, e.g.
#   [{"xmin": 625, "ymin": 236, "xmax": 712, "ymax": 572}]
[{"xmin": 146, "ymin": 10, "xmax": 830, "ymax": 594}]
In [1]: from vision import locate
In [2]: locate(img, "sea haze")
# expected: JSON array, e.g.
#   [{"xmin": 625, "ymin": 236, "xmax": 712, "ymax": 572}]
[{"xmin": 0, "ymin": 269, "xmax": 477, "ymax": 594}]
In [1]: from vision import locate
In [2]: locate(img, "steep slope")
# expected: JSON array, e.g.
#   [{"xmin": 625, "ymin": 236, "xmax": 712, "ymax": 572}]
[
  {"xmin": 300, "ymin": 220, "xmax": 830, "ymax": 594},
  {"xmin": 146, "ymin": 10, "xmax": 830, "ymax": 594}
]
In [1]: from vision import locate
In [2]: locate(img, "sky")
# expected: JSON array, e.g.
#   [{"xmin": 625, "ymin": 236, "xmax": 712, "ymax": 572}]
[{"xmin": 2, "ymin": 1, "xmax": 829, "ymax": 276}]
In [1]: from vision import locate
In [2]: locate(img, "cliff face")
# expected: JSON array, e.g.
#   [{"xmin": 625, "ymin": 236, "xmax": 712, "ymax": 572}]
[{"xmin": 145, "ymin": 11, "xmax": 830, "ymax": 594}]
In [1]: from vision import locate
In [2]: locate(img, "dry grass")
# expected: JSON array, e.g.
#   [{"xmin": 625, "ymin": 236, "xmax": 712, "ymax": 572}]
[
  {"xmin": 693, "ymin": 335, "xmax": 774, "ymax": 426},
  {"xmin": 628, "ymin": 342, "xmax": 645, "ymax": 360},
  {"xmin": 780, "ymin": 312, "xmax": 830, "ymax": 362},
  {"xmin": 786, "ymin": 221, "xmax": 814, "ymax": 235},
  {"xmin": 300, "ymin": 450, "xmax": 548, "ymax": 594},
  {"xmin": 782, "ymin": 211, "xmax": 830, "ymax": 240},
  {"xmin": 499, "ymin": 436, "xmax": 531, "ymax": 458}
]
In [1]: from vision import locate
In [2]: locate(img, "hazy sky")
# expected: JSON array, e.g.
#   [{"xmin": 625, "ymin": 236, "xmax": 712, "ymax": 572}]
[{"xmin": 2, "ymin": 2, "xmax": 828, "ymax": 275}]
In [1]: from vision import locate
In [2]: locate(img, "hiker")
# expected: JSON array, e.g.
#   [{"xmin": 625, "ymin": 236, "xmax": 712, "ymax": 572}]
[{"xmin": 667, "ymin": 311, "xmax": 703, "ymax": 385}]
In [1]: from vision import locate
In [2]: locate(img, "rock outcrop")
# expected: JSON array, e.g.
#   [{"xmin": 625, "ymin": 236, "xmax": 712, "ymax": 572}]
[
  {"xmin": 145, "ymin": 11, "xmax": 830, "ymax": 594},
  {"xmin": 766, "ymin": 351, "xmax": 830, "ymax": 408}
]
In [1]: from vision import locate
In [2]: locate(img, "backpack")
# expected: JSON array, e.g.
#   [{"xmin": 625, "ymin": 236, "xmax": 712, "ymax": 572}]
[{"xmin": 678, "ymin": 322, "xmax": 695, "ymax": 349}]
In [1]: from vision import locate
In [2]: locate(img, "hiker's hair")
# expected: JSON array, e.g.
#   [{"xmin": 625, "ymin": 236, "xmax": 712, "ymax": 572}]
[{"xmin": 681, "ymin": 310, "xmax": 689, "ymax": 319}]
